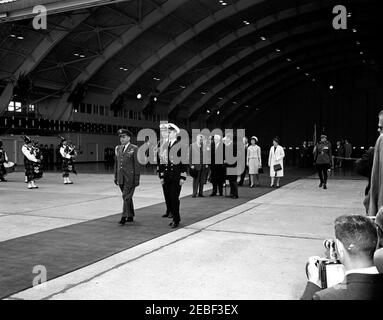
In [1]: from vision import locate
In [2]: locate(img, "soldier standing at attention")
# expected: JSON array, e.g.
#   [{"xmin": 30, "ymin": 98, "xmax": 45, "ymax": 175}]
[
  {"xmin": 158, "ymin": 123, "xmax": 187, "ymax": 228},
  {"xmin": 114, "ymin": 128, "xmax": 140, "ymax": 225}
]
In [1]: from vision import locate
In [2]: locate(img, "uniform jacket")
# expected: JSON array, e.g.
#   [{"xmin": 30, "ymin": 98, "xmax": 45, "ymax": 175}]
[
  {"xmin": 301, "ymin": 273, "xmax": 383, "ymax": 300},
  {"xmin": 114, "ymin": 143, "xmax": 140, "ymax": 187},
  {"xmin": 314, "ymin": 141, "xmax": 332, "ymax": 165},
  {"xmin": 157, "ymin": 139, "xmax": 187, "ymax": 181}
]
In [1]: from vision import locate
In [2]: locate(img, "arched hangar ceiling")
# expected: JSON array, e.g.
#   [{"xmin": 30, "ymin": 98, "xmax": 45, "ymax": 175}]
[{"xmin": 0, "ymin": 0, "xmax": 381, "ymax": 124}]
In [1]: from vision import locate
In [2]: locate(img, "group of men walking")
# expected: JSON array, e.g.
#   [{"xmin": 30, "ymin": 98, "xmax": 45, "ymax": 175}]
[{"xmin": 113, "ymin": 124, "xmax": 244, "ymax": 229}]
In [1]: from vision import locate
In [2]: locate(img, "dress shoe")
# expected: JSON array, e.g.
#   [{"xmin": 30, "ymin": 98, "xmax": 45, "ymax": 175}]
[
  {"xmin": 162, "ymin": 213, "xmax": 170, "ymax": 218},
  {"xmin": 198, "ymin": 194, "xmax": 204, "ymax": 197},
  {"xmin": 209, "ymin": 193, "xmax": 216, "ymax": 197},
  {"xmin": 231, "ymin": 195, "xmax": 239, "ymax": 199},
  {"xmin": 127, "ymin": 217, "xmax": 134, "ymax": 222},
  {"xmin": 192, "ymin": 194, "xmax": 197, "ymax": 198},
  {"xmin": 119, "ymin": 217, "xmax": 127, "ymax": 225},
  {"xmin": 169, "ymin": 222, "xmax": 179, "ymax": 228},
  {"xmin": 323, "ymin": 184, "xmax": 327, "ymax": 190},
  {"xmin": 319, "ymin": 182, "xmax": 323, "ymax": 188}
]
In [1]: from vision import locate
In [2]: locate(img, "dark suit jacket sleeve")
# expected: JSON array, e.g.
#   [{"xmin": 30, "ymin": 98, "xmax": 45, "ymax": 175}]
[
  {"xmin": 114, "ymin": 147, "xmax": 118, "ymax": 181},
  {"xmin": 300, "ymin": 282, "xmax": 322, "ymax": 300},
  {"xmin": 134, "ymin": 146, "xmax": 140, "ymax": 186}
]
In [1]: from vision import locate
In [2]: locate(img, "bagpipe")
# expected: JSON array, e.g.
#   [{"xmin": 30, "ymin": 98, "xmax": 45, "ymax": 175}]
[{"xmin": 31, "ymin": 140, "xmax": 43, "ymax": 179}]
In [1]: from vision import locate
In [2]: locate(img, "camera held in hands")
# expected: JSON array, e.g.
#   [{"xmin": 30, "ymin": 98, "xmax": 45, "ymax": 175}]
[{"xmin": 309, "ymin": 239, "xmax": 345, "ymax": 288}]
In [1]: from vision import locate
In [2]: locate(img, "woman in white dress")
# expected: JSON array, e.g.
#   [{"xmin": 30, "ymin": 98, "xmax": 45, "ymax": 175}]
[
  {"xmin": 247, "ymin": 136, "xmax": 262, "ymax": 187},
  {"xmin": 268, "ymin": 136, "xmax": 285, "ymax": 188}
]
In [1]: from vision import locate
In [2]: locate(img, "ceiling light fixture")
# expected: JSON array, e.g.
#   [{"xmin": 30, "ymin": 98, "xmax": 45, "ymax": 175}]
[
  {"xmin": 137, "ymin": 93, "xmax": 142, "ymax": 99},
  {"xmin": 286, "ymin": 58, "xmax": 292, "ymax": 62},
  {"xmin": 260, "ymin": 36, "xmax": 266, "ymax": 41}
]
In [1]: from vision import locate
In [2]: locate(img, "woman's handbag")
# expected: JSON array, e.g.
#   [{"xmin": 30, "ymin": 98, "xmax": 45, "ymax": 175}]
[
  {"xmin": 258, "ymin": 167, "xmax": 264, "ymax": 174},
  {"xmin": 273, "ymin": 164, "xmax": 282, "ymax": 171}
]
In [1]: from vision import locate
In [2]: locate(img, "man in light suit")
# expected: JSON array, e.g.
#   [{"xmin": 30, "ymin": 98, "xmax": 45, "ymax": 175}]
[
  {"xmin": 301, "ymin": 215, "xmax": 383, "ymax": 300},
  {"xmin": 114, "ymin": 128, "xmax": 140, "ymax": 225}
]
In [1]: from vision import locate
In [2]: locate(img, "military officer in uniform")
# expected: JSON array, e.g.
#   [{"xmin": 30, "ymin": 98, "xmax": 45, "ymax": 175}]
[
  {"xmin": 114, "ymin": 128, "xmax": 140, "ymax": 225},
  {"xmin": 157, "ymin": 123, "xmax": 187, "ymax": 228}
]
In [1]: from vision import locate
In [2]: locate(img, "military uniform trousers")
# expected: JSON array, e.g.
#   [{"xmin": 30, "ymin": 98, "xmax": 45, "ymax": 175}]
[
  {"xmin": 119, "ymin": 176, "xmax": 136, "ymax": 218},
  {"xmin": 163, "ymin": 178, "xmax": 182, "ymax": 223}
]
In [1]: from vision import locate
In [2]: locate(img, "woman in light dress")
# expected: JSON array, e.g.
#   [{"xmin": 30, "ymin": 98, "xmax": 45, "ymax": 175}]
[
  {"xmin": 247, "ymin": 136, "xmax": 262, "ymax": 187},
  {"xmin": 268, "ymin": 136, "xmax": 285, "ymax": 188}
]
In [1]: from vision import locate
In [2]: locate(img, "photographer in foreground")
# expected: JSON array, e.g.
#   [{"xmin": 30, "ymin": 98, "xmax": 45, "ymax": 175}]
[
  {"xmin": 375, "ymin": 208, "xmax": 383, "ymax": 273},
  {"xmin": 301, "ymin": 215, "xmax": 383, "ymax": 300}
]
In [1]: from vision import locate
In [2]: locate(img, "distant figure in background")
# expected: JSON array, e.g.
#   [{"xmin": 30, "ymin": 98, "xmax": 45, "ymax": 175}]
[
  {"xmin": 247, "ymin": 136, "xmax": 262, "ymax": 187},
  {"xmin": 335, "ymin": 140, "xmax": 345, "ymax": 168},
  {"xmin": 189, "ymin": 134, "xmax": 208, "ymax": 198},
  {"xmin": 369, "ymin": 110, "xmax": 383, "ymax": 216},
  {"xmin": 210, "ymin": 134, "xmax": 225, "ymax": 197},
  {"xmin": 314, "ymin": 134, "xmax": 332, "ymax": 190},
  {"xmin": 344, "ymin": 139, "xmax": 353, "ymax": 158},
  {"xmin": 299, "ymin": 141, "xmax": 309, "ymax": 168},
  {"xmin": 0, "ymin": 139, "xmax": 8, "ymax": 182},
  {"xmin": 48, "ymin": 144, "xmax": 55, "ymax": 167},
  {"xmin": 55, "ymin": 145, "xmax": 61, "ymax": 169},
  {"xmin": 223, "ymin": 133, "xmax": 238, "ymax": 199},
  {"xmin": 238, "ymin": 136, "xmax": 249, "ymax": 186},
  {"xmin": 268, "ymin": 136, "xmax": 285, "ymax": 188}
]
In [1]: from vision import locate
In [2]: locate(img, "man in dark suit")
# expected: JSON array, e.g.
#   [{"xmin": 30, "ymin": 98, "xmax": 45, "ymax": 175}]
[
  {"xmin": 114, "ymin": 128, "xmax": 140, "ymax": 225},
  {"xmin": 158, "ymin": 123, "xmax": 187, "ymax": 228},
  {"xmin": 210, "ymin": 134, "xmax": 225, "ymax": 197},
  {"xmin": 223, "ymin": 133, "xmax": 239, "ymax": 199},
  {"xmin": 238, "ymin": 136, "xmax": 249, "ymax": 186},
  {"xmin": 301, "ymin": 215, "xmax": 383, "ymax": 300},
  {"xmin": 190, "ymin": 134, "xmax": 208, "ymax": 198}
]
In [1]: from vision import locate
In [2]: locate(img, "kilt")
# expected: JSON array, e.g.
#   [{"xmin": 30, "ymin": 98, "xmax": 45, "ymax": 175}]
[
  {"xmin": 24, "ymin": 158, "xmax": 36, "ymax": 182},
  {"xmin": 62, "ymin": 158, "xmax": 76, "ymax": 176},
  {"xmin": 34, "ymin": 162, "xmax": 43, "ymax": 180}
]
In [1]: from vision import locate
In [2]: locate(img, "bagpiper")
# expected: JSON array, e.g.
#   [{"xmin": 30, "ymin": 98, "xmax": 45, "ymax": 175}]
[
  {"xmin": 22, "ymin": 136, "xmax": 41, "ymax": 189},
  {"xmin": 0, "ymin": 139, "xmax": 8, "ymax": 182},
  {"xmin": 59, "ymin": 136, "xmax": 77, "ymax": 184}
]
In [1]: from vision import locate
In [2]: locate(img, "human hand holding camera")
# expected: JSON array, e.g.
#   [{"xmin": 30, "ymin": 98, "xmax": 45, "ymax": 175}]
[{"xmin": 305, "ymin": 256, "xmax": 322, "ymax": 287}]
